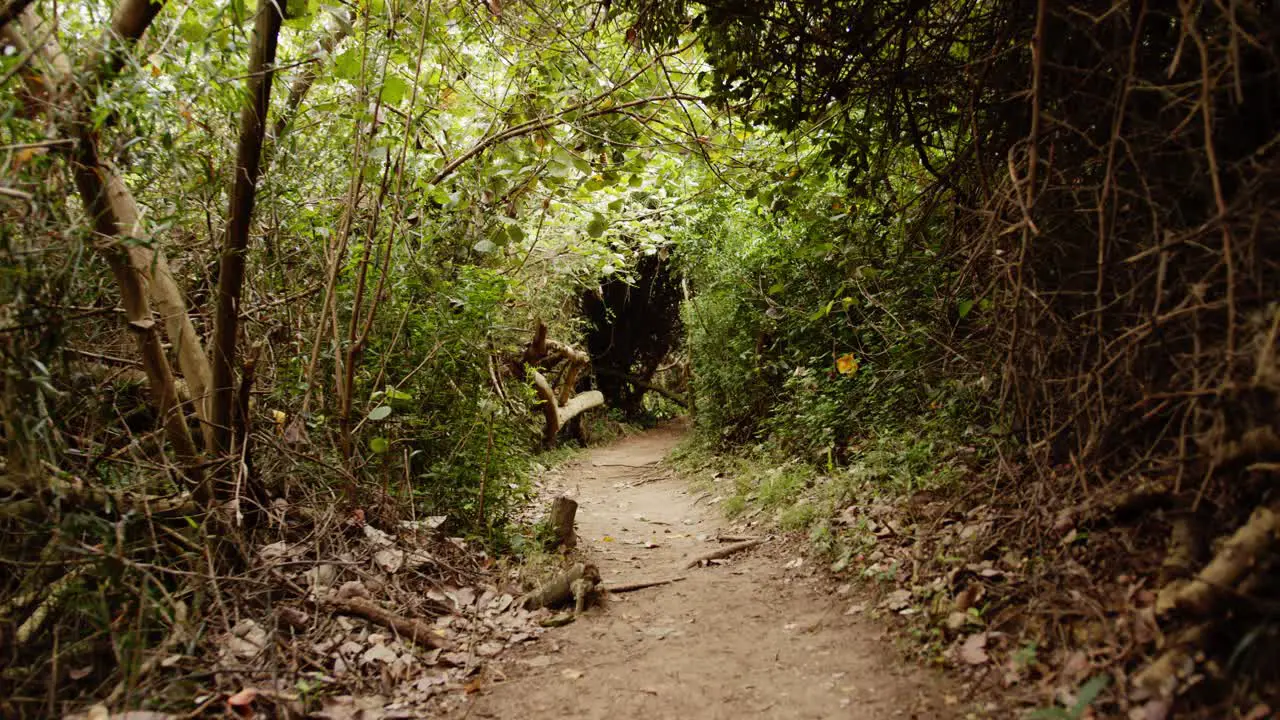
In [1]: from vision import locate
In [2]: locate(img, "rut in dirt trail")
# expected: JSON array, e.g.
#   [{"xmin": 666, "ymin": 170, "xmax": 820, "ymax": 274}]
[{"xmin": 457, "ymin": 423, "xmax": 955, "ymax": 719}]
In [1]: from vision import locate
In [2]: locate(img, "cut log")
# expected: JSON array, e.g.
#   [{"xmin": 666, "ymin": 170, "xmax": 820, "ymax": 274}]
[
  {"xmin": 685, "ymin": 538, "xmax": 765, "ymax": 568},
  {"xmin": 547, "ymin": 496, "xmax": 578, "ymax": 549},
  {"xmin": 519, "ymin": 562, "xmax": 600, "ymax": 611}
]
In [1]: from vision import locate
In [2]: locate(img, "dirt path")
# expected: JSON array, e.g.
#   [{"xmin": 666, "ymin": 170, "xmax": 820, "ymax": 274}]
[{"xmin": 458, "ymin": 424, "xmax": 955, "ymax": 719}]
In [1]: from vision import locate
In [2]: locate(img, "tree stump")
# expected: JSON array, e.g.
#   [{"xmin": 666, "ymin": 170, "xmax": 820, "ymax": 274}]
[{"xmin": 547, "ymin": 496, "xmax": 578, "ymax": 549}]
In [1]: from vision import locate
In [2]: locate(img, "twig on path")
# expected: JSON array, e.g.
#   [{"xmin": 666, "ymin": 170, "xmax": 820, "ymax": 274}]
[
  {"xmin": 716, "ymin": 534, "xmax": 760, "ymax": 543},
  {"xmin": 592, "ymin": 461, "xmax": 659, "ymax": 468},
  {"xmin": 684, "ymin": 538, "xmax": 765, "ymax": 569},
  {"xmin": 604, "ymin": 576, "xmax": 686, "ymax": 593}
]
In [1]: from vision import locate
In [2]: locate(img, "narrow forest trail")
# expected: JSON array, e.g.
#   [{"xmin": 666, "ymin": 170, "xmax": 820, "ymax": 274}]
[{"xmin": 455, "ymin": 423, "xmax": 955, "ymax": 719}]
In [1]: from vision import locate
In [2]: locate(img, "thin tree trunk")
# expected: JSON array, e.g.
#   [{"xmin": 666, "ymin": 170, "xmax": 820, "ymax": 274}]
[
  {"xmin": 3, "ymin": 3, "xmax": 210, "ymax": 491},
  {"xmin": 264, "ymin": 21, "xmax": 351, "ymax": 170},
  {"xmin": 209, "ymin": 0, "xmax": 283, "ymax": 456},
  {"xmin": 71, "ymin": 137, "xmax": 205, "ymax": 494}
]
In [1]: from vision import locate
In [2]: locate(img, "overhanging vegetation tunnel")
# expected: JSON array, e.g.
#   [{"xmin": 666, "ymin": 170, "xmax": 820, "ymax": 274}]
[{"xmin": 2, "ymin": 0, "xmax": 1279, "ymax": 715}]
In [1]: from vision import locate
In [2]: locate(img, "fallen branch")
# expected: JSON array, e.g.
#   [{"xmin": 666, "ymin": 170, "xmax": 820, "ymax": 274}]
[
  {"xmin": 604, "ymin": 576, "xmax": 686, "ymax": 593},
  {"xmin": 15, "ymin": 566, "xmax": 88, "ymax": 646},
  {"xmin": 325, "ymin": 597, "xmax": 450, "ymax": 649},
  {"xmin": 685, "ymin": 538, "xmax": 764, "ymax": 568},
  {"xmin": 532, "ymin": 369, "xmax": 604, "ymax": 445},
  {"xmin": 716, "ymin": 535, "xmax": 761, "ymax": 543}
]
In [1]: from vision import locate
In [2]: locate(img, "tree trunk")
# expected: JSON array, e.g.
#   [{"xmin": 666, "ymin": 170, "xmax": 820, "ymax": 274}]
[
  {"xmin": 71, "ymin": 141, "xmax": 204, "ymax": 494},
  {"xmin": 210, "ymin": 0, "xmax": 282, "ymax": 456}
]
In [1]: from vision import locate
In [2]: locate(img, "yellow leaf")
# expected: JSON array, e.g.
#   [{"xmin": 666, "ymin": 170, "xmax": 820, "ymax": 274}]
[
  {"xmin": 601, "ymin": 535, "xmax": 614, "ymax": 543},
  {"xmin": 835, "ymin": 353, "xmax": 859, "ymax": 376}
]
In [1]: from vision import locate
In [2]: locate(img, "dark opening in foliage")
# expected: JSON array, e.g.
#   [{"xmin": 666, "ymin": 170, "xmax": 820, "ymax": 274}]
[{"xmin": 582, "ymin": 253, "xmax": 683, "ymax": 417}]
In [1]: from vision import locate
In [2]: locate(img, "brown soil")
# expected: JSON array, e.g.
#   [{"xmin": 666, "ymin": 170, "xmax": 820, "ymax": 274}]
[{"xmin": 454, "ymin": 423, "xmax": 956, "ymax": 719}]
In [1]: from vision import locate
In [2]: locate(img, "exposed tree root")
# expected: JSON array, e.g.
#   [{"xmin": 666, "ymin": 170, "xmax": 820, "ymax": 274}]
[
  {"xmin": 519, "ymin": 562, "xmax": 601, "ymax": 611},
  {"xmin": 1132, "ymin": 623, "xmax": 1210, "ymax": 701},
  {"xmin": 1163, "ymin": 503, "xmax": 1280, "ymax": 617}
]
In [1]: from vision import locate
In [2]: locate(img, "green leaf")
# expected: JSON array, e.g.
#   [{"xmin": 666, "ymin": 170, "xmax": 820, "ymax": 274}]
[
  {"xmin": 809, "ymin": 300, "xmax": 834, "ymax": 321},
  {"xmin": 178, "ymin": 20, "xmax": 207, "ymax": 42},
  {"xmin": 367, "ymin": 405, "xmax": 392, "ymax": 421},
  {"xmin": 1070, "ymin": 674, "xmax": 1110, "ymax": 715},
  {"xmin": 1027, "ymin": 674, "xmax": 1110, "ymax": 720},
  {"xmin": 473, "ymin": 238, "xmax": 497, "ymax": 253},
  {"xmin": 380, "ymin": 76, "xmax": 409, "ymax": 105},
  {"xmin": 507, "ymin": 225, "xmax": 526, "ymax": 244},
  {"xmin": 586, "ymin": 215, "xmax": 608, "ymax": 238},
  {"xmin": 957, "ymin": 298, "xmax": 974, "ymax": 318},
  {"xmin": 333, "ymin": 48, "xmax": 361, "ymax": 80},
  {"xmin": 370, "ymin": 437, "xmax": 389, "ymax": 453}
]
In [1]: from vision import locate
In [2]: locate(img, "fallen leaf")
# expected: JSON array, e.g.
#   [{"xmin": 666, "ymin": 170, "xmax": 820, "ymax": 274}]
[
  {"xmin": 475, "ymin": 641, "xmax": 504, "ymax": 657},
  {"xmin": 400, "ymin": 515, "xmax": 448, "ymax": 531},
  {"xmin": 446, "ymin": 587, "xmax": 477, "ymax": 609},
  {"xmin": 882, "ymin": 588, "xmax": 913, "ymax": 611},
  {"xmin": 959, "ymin": 632, "xmax": 989, "ymax": 665},
  {"xmin": 68, "ymin": 665, "xmax": 93, "ymax": 680},
  {"xmin": 227, "ymin": 688, "xmax": 259, "ymax": 717},
  {"xmin": 258, "ymin": 541, "xmax": 290, "ymax": 562},
  {"xmin": 363, "ymin": 524, "xmax": 394, "ymax": 546},
  {"xmin": 373, "ymin": 548, "xmax": 404, "ymax": 573},
  {"xmin": 335, "ymin": 580, "xmax": 371, "ymax": 601},
  {"xmin": 275, "ymin": 606, "xmax": 310, "ymax": 630},
  {"xmin": 560, "ymin": 668, "xmax": 585, "ymax": 680}
]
